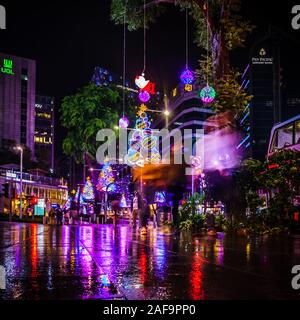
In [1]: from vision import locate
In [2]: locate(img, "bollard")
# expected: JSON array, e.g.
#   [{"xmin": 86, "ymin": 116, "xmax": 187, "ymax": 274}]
[
  {"xmin": 70, "ymin": 217, "xmax": 73, "ymax": 225},
  {"xmin": 96, "ymin": 217, "xmax": 99, "ymax": 225},
  {"xmin": 80, "ymin": 217, "xmax": 83, "ymax": 224},
  {"xmin": 43, "ymin": 216, "xmax": 46, "ymax": 225},
  {"xmin": 89, "ymin": 217, "xmax": 91, "ymax": 224},
  {"xmin": 93, "ymin": 214, "xmax": 96, "ymax": 222}
]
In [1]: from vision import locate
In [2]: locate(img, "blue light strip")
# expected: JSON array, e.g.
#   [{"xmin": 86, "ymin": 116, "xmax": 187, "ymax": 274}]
[
  {"xmin": 240, "ymin": 111, "xmax": 250, "ymax": 125},
  {"xmin": 237, "ymin": 134, "xmax": 250, "ymax": 149}
]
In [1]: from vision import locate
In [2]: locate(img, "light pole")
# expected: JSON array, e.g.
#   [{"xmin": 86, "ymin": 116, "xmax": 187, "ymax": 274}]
[{"xmin": 16, "ymin": 146, "xmax": 23, "ymax": 219}]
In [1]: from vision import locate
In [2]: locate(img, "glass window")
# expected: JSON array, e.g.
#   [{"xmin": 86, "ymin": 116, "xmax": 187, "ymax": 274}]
[{"xmin": 272, "ymin": 123, "xmax": 293, "ymax": 151}]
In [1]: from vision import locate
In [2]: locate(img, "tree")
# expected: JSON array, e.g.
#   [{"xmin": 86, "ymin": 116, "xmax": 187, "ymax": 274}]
[
  {"xmin": 111, "ymin": 0, "xmax": 254, "ymax": 79},
  {"xmin": 61, "ymin": 83, "xmax": 126, "ymax": 163}
]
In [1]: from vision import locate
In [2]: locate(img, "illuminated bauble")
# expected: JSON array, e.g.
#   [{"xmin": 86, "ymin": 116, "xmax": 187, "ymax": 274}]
[
  {"xmin": 139, "ymin": 112, "xmax": 147, "ymax": 119},
  {"xmin": 119, "ymin": 115, "xmax": 129, "ymax": 129},
  {"xmin": 180, "ymin": 69, "xmax": 194, "ymax": 85},
  {"xmin": 200, "ymin": 86, "xmax": 216, "ymax": 103},
  {"xmin": 139, "ymin": 91, "xmax": 150, "ymax": 103}
]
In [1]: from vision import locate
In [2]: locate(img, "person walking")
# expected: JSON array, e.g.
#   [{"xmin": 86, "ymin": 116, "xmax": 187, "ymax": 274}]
[
  {"xmin": 56, "ymin": 205, "xmax": 63, "ymax": 226},
  {"xmin": 131, "ymin": 192, "xmax": 139, "ymax": 228}
]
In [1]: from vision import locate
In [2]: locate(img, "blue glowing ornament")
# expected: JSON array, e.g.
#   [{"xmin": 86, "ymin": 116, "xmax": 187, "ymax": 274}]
[{"xmin": 180, "ymin": 69, "xmax": 194, "ymax": 85}]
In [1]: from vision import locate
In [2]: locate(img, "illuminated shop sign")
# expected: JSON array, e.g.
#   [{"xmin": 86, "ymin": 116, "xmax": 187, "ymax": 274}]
[{"xmin": 1, "ymin": 58, "xmax": 14, "ymax": 75}]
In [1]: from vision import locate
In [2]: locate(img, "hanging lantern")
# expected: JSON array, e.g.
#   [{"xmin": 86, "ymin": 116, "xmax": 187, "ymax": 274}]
[
  {"xmin": 200, "ymin": 85, "xmax": 216, "ymax": 103},
  {"xmin": 138, "ymin": 91, "xmax": 150, "ymax": 103},
  {"xmin": 180, "ymin": 68, "xmax": 194, "ymax": 85},
  {"xmin": 119, "ymin": 115, "xmax": 129, "ymax": 129}
]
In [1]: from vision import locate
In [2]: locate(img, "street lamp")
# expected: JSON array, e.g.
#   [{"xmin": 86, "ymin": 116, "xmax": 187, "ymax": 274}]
[{"xmin": 15, "ymin": 146, "xmax": 23, "ymax": 219}]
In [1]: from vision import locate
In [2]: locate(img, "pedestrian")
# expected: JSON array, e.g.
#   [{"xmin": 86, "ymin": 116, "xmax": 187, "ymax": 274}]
[
  {"xmin": 56, "ymin": 205, "xmax": 63, "ymax": 226},
  {"xmin": 140, "ymin": 196, "xmax": 148, "ymax": 235},
  {"xmin": 131, "ymin": 191, "xmax": 139, "ymax": 228},
  {"xmin": 49, "ymin": 207, "xmax": 56, "ymax": 225}
]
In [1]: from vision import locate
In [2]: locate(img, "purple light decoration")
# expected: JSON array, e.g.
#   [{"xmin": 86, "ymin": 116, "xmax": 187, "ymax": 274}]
[
  {"xmin": 139, "ymin": 91, "xmax": 150, "ymax": 103},
  {"xmin": 119, "ymin": 115, "xmax": 129, "ymax": 129},
  {"xmin": 180, "ymin": 68, "xmax": 194, "ymax": 85}
]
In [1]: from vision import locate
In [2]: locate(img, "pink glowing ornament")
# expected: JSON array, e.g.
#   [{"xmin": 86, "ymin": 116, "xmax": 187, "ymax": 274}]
[
  {"xmin": 180, "ymin": 68, "xmax": 194, "ymax": 85},
  {"xmin": 119, "ymin": 115, "xmax": 129, "ymax": 129},
  {"xmin": 138, "ymin": 91, "xmax": 150, "ymax": 103},
  {"xmin": 200, "ymin": 85, "xmax": 216, "ymax": 103}
]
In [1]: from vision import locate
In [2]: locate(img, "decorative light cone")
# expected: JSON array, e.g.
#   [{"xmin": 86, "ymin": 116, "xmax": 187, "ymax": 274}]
[
  {"xmin": 180, "ymin": 68, "xmax": 194, "ymax": 85},
  {"xmin": 119, "ymin": 115, "xmax": 129, "ymax": 129},
  {"xmin": 139, "ymin": 91, "xmax": 150, "ymax": 103},
  {"xmin": 200, "ymin": 85, "xmax": 216, "ymax": 103}
]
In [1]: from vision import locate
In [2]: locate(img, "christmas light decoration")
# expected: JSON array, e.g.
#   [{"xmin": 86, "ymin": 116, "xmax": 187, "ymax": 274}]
[
  {"xmin": 126, "ymin": 104, "xmax": 161, "ymax": 167},
  {"xmin": 139, "ymin": 91, "xmax": 150, "ymax": 103},
  {"xmin": 200, "ymin": 85, "xmax": 216, "ymax": 103},
  {"xmin": 82, "ymin": 177, "xmax": 95, "ymax": 202},
  {"xmin": 180, "ymin": 69, "xmax": 194, "ymax": 85},
  {"xmin": 96, "ymin": 160, "xmax": 116, "ymax": 192},
  {"xmin": 119, "ymin": 115, "xmax": 129, "ymax": 129}
]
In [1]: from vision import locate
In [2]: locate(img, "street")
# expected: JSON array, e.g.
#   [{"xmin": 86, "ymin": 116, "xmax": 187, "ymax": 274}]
[{"xmin": 0, "ymin": 221, "xmax": 299, "ymax": 300}]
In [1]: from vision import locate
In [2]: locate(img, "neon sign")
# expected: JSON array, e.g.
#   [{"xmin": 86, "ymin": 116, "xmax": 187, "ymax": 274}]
[{"xmin": 1, "ymin": 59, "xmax": 14, "ymax": 75}]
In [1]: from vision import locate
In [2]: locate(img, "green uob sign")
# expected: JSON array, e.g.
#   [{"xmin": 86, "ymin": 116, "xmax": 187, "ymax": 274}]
[{"xmin": 1, "ymin": 59, "xmax": 14, "ymax": 75}]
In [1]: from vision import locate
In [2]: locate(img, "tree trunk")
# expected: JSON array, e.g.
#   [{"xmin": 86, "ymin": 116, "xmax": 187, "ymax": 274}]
[{"xmin": 212, "ymin": 30, "xmax": 230, "ymax": 80}]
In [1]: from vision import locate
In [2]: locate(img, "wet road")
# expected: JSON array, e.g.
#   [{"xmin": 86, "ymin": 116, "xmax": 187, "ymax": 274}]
[{"xmin": 0, "ymin": 221, "xmax": 300, "ymax": 300}]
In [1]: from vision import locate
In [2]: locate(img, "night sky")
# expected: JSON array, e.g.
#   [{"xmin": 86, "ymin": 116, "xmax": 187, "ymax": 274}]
[{"xmin": 0, "ymin": 0, "xmax": 299, "ymax": 162}]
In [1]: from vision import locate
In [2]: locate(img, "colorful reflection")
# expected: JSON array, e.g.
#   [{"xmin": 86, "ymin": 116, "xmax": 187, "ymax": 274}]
[{"xmin": 189, "ymin": 251, "xmax": 204, "ymax": 300}]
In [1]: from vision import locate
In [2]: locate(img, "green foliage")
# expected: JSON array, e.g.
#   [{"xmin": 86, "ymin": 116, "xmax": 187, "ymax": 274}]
[
  {"xmin": 234, "ymin": 150, "xmax": 300, "ymax": 230},
  {"xmin": 221, "ymin": 0, "xmax": 255, "ymax": 50},
  {"xmin": 60, "ymin": 83, "xmax": 133, "ymax": 163},
  {"xmin": 111, "ymin": 0, "xmax": 253, "ymax": 50},
  {"xmin": 179, "ymin": 193, "xmax": 205, "ymax": 230},
  {"xmin": 111, "ymin": 0, "xmax": 166, "ymax": 31}
]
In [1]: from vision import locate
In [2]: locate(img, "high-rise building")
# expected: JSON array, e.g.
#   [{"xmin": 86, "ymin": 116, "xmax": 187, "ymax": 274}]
[
  {"xmin": 246, "ymin": 28, "xmax": 300, "ymax": 160},
  {"xmin": 0, "ymin": 53, "xmax": 36, "ymax": 153},
  {"xmin": 34, "ymin": 95, "xmax": 55, "ymax": 172}
]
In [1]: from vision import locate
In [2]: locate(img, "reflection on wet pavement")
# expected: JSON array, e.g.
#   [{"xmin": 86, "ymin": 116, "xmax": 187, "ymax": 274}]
[{"xmin": 0, "ymin": 222, "xmax": 299, "ymax": 300}]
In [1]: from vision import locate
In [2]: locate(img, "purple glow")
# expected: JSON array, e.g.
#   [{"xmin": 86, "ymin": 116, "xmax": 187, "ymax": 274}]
[
  {"xmin": 139, "ymin": 91, "xmax": 150, "ymax": 103},
  {"xmin": 180, "ymin": 69, "xmax": 194, "ymax": 85},
  {"xmin": 119, "ymin": 116, "xmax": 129, "ymax": 129}
]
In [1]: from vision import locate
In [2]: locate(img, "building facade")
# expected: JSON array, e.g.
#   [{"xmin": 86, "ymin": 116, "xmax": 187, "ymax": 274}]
[
  {"xmin": 247, "ymin": 28, "xmax": 300, "ymax": 160},
  {"xmin": 0, "ymin": 53, "xmax": 36, "ymax": 152},
  {"xmin": 34, "ymin": 95, "xmax": 55, "ymax": 172}
]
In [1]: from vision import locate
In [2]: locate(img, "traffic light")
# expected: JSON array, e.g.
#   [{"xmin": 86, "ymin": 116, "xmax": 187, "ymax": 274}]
[{"xmin": 1, "ymin": 183, "xmax": 9, "ymax": 198}]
